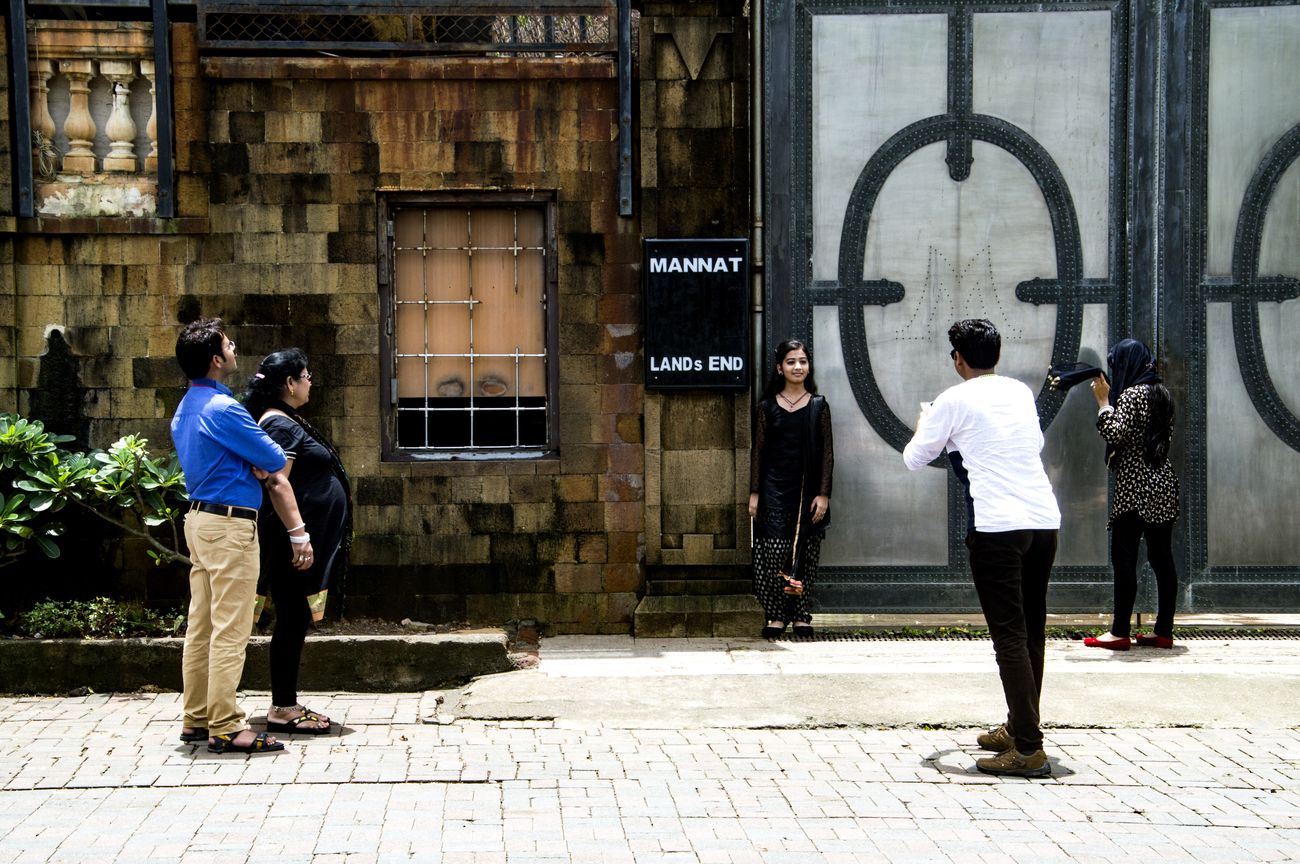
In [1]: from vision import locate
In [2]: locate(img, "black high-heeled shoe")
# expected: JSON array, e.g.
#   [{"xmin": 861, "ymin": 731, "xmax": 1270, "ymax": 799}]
[
  {"xmin": 792, "ymin": 623, "xmax": 815, "ymax": 638},
  {"xmin": 760, "ymin": 622, "xmax": 787, "ymax": 639}
]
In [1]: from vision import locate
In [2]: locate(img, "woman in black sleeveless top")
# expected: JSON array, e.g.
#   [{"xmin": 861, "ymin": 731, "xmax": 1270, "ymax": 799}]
[{"xmin": 748, "ymin": 340, "xmax": 833, "ymax": 638}]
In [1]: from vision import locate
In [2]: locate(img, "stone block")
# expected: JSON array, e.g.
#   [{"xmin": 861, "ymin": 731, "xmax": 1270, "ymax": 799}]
[
  {"xmin": 607, "ymin": 531, "xmax": 642, "ymax": 565},
  {"xmin": 603, "ymin": 563, "xmax": 642, "ymax": 593},
  {"xmin": 662, "ymin": 392, "xmax": 737, "ymax": 448},
  {"xmin": 554, "ymin": 563, "xmax": 602, "ymax": 594},
  {"xmin": 560, "ymin": 444, "xmax": 608, "ymax": 475},
  {"xmin": 229, "ymin": 111, "xmax": 265, "ymax": 143},
  {"xmin": 265, "ymin": 111, "xmax": 322, "ymax": 143},
  {"xmin": 604, "ymin": 501, "xmax": 643, "ymax": 533},
  {"xmin": 599, "ymin": 473, "xmax": 644, "ymax": 504},
  {"xmin": 557, "ymin": 475, "xmax": 597, "ymax": 502},
  {"xmin": 513, "ymin": 502, "xmax": 556, "ymax": 532},
  {"xmin": 662, "ymin": 450, "xmax": 734, "ymax": 504},
  {"xmin": 575, "ymin": 533, "xmax": 607, "ymax": 563},
  {"xmin": 556, "ymin": 501, "xmax": 602, "ymax": 532}
]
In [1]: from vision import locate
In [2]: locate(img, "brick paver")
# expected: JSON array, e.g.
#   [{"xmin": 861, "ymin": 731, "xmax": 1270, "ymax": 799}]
[{"xmin": 1, "ymin": 692, "xmax": 1298, "ymax": 862}]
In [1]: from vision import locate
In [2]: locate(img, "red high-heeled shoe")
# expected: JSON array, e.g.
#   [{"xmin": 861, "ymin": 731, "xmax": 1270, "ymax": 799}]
[
  {"xmin": 1083, "ymin": 635, "xmax": 1131, "ymax": 651},
  {"xmin": 1134, "ymin": 633, "xmax": 1174, "ymax": 649}
]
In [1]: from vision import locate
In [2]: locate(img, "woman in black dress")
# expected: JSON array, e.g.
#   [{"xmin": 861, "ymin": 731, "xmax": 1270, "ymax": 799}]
[
  {"xmin": 243, "ymin": 349, "xmax": 352, "ymax": 733},
  {"xmin": 748, "ymin": 339, "xmax": 833, "ymax": 638},
  {"xmin": 1082, "ymin": 339, "xmax": 1180, "ymax": 651}
]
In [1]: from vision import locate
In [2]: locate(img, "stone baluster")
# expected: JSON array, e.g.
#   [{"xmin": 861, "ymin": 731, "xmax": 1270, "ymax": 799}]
[
  {"xmin": 58, "ymin": 59, "xmax": 97, "ymax": 174},
  {"xmin": 139, "ymin": 59, "xmax": 158, "ymax": 172},
  {"xmin": 28, "ymin": 60, "xmax": 59, "ymax": 177},
  {"xmin": 100, "ymin": 60, "xmax": 138, "ymax": 172}
]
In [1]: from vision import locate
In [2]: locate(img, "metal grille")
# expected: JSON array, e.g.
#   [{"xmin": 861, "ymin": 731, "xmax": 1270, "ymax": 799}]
[
  {"xmin": 391, "ymin": 206, "xmax": 550, "ymax": 452},
  {"xmin": 200, "ymin": 6, "xmax": 616, "ymax": 55}
]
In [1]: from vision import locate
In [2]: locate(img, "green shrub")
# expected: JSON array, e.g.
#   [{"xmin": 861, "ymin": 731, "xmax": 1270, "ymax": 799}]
[
  {"xmin": 18, "ymin": 597, "xmax": 185, "ymax": 639},
  {"xmin": 0, "ymin": 414, "xmax": 189, "ymax": 568}
]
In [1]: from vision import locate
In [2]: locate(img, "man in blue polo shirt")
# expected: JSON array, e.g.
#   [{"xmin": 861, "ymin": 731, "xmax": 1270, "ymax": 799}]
[{"xmin": 172, "ymin": 318, "xmax": 311, "ymax": 754}]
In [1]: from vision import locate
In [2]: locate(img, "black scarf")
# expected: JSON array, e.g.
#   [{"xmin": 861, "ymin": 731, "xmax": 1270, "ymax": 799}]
[{"xmin": 1047, "ymin": 362, "xmax": 1105, "ymax": 393}]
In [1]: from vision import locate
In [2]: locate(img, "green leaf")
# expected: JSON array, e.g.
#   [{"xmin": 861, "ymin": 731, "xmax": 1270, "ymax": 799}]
[{"xmin": 34, "ymin": 535, "xmax": 60, "ymax": 558}]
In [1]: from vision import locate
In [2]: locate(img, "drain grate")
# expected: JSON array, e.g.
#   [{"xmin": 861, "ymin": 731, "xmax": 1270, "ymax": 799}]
[{"xmin": 772, "ymin": 628, "xmax": 1300, "ymax": 642}]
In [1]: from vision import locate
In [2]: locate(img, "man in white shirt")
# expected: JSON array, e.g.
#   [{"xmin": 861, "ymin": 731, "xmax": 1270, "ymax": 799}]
[{"xmin": 903, "ymin": 319, "xmax": 1061, "ymax": 778}]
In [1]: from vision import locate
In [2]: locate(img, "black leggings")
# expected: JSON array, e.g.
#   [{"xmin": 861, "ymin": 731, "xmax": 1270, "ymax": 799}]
[
  {"xmin": 1110, "ymin": 511, "xmax": 1178, "ymax": 638},
  {"xmin": 752, "ymin": 536, "xmax": 821, "ymax": 624},
  {"xmin": 268, "ymin": 578, "xmax": 312, "ymax": 707}
]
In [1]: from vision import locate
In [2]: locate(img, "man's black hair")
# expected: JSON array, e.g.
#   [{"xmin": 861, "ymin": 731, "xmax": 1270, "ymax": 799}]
[
  {"xmin": 175, "ymin": 317, "xmax": 226, "ymax": 380},
  {"xmin": 948, "ymin": 319, "xmax": 1001, "ymax": 370}
]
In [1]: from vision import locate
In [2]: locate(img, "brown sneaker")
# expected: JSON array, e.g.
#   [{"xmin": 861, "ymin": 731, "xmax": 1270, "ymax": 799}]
[
  {"xmin": 975, "ymin": 748, "xmax": 1051, "ymax": 778},
  {"xmin": 976, "ymin": 724, "xmax": 1014, "ymax": 752}
]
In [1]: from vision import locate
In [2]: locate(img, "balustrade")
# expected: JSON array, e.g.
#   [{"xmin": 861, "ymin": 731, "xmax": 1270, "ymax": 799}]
[{"xmin": 27, "ymin": 20, "xmax": 158, "ymax": 215}]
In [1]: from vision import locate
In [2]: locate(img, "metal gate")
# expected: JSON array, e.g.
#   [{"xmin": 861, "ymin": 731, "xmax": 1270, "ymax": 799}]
[{"xmin": 764, "ymin": 0, "xmax": 1300, "ymax": 611}]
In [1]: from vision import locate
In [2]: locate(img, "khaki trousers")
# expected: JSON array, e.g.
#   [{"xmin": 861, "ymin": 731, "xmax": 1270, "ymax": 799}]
[{"xmin": 182, "ymin": 511, "xmax": 260, "ymax": 736}]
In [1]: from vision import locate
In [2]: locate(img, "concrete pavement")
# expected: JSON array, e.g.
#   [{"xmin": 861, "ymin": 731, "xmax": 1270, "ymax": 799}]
[{"xmin": 2, "ymin": 634, "xmax": 1299, "ymax": 862}]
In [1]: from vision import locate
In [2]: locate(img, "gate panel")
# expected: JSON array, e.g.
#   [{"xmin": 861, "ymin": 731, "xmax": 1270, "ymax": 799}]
[
  {"xmin": 771, "ymin": 0, "xmax": 1128, "ymax": 610},
  {"xmin": 1188, "ymin": 0, "xmax": 1300, "ymax": 604}
]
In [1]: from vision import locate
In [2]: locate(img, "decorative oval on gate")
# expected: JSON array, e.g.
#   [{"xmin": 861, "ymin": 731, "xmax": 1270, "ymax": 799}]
[
  {"xmin": 1219, "ymin": 122, "xmax": 1300, "ymax": 453},
  {"xmin": 831, "ymin": 113, "xmax": 1089, "ymax": 457}
]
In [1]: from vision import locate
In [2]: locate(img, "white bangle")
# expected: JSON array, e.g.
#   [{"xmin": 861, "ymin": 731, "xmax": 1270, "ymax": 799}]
[
  {"xmin": 286, "ymin": 523, "xmax": 306, "ymax": 533},
  {"xmin": 288, "ymin": 533, "xmax": 311, "ymax": 545}
]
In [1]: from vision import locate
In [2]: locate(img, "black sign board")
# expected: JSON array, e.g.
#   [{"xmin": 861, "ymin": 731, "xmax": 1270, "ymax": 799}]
[{"xmin": 643, "ymin": 238, "xmax": 750, "ymax": 390}]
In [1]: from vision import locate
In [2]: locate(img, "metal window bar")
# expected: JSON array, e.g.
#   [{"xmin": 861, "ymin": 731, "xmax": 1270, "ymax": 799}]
[{"xmin": 393, "ymin": 207, "xmax": 547, "ymax": 450}]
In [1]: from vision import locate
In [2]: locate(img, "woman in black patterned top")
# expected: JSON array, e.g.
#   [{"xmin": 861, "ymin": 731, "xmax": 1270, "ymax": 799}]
[
  {"xmin": 1083, "ymin": 339, "xmax": 1180, "ymax": 651},
  {"xmin": 748, "ymin": 340, "xmax": 833, "ymax": 638}
]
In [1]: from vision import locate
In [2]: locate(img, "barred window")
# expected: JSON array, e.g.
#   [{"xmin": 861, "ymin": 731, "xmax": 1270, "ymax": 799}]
[{"xmin": 381, "ymin": 198, "xmax": 555, "ymax": 457}]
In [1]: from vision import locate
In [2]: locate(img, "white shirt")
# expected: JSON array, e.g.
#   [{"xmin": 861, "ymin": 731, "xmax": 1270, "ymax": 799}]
[{"xmin": 903, "ymin": 374, "xmax": 1061, "ymax": 532}]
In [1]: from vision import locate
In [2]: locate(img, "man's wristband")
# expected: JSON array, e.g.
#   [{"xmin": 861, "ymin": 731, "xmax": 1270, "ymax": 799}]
[{"xmin": 289, "ymin": 533, "xmax": 312, "ymax": 545}]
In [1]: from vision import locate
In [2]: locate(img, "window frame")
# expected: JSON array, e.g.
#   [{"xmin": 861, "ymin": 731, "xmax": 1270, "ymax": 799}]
[{"xmin": 377, "ymin": 191, "xmax": 560, "ymax": 462}]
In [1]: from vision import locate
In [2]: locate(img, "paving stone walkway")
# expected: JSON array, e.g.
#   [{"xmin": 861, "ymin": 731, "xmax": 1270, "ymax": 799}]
[{"xmin": 2, "ymin": 690, "xmax": 1298, "ymax": 863}]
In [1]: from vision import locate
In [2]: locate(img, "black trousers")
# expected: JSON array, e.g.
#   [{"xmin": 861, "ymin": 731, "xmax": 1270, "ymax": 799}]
[
  {"xmin": 752, "ymin": 536, "xmax": 822, "ymax": 624},
  {"xmin": 1110, "ymin": 510, "xmax": 1178, "ymax": 639},
  {"xmin": 268, "ymin": 578, "xmax": 312, "ymax": 708},
  {"xmin": 968, "ymin": 528, "xmax": 1059, "ymax": 754}
]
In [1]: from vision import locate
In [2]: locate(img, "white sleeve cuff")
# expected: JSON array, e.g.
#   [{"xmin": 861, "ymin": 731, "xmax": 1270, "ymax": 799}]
[{"xmin": 1097, "ymin": 405, "xmax": 1115, "ymax": 416}]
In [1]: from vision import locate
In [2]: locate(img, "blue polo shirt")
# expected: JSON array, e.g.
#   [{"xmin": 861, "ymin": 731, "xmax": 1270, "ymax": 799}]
[{"xmin": 171, "ymin": 378, "xmax": 287, "ymax": 510}]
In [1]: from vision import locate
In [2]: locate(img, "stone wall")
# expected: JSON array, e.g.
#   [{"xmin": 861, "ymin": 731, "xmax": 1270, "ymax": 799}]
[
  {"xmin": 0, "ymin": 5, "xmax": 753, "ymax": 631},
  {"xmin": 639, "ymin": 1, "xmax": 753, "ymax": 585},
  {"xmin": 1, "ymin": 23, "xmax": 640, "ymax": 632}
]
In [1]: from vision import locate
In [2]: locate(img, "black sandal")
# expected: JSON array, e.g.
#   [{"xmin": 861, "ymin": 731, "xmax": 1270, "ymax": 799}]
[
  {"xmin": 760, "ymin": 622, "xmax": 787, "ymax": 639},
  {"xmin": 179, "ymin": 727, "xmax": 208, "ymax": 743},
  {"xmin": 792, "ymin": 624, "xmax": 815, "ymax": 638},
  {"xmin": 265, "ymin": 709, "xmax": 331, "ymax": 735},
  {"xmin": 207, "ymin": 731, "xmax": 285, "ymax": 754}
]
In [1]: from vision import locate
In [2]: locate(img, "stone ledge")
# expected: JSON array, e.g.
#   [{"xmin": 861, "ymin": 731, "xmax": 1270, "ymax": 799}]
[
  {"xmin": 0, "ymin": 632, "xmax": 512, "ymax": 695},
  {"xmin": 202, "ymin": 55, "xmax": 616, "ymax": 81},
  {"xmin": 632, "ymin": 594, "xmax": 762, "ymax": 638},
  {"xmin": 6, "ymin": 216, "xmax": 210, "ymax": 235}
]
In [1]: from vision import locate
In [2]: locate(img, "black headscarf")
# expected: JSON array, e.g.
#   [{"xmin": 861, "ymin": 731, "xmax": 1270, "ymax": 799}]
[
  {"xmin": 1107, "ymin": 339, "xmax": 1174, "ymax": 467},
  {"xmin": 1106, "ymin": 338, "xmax": 1161, "ymax": 404}
]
